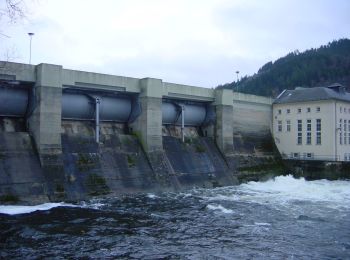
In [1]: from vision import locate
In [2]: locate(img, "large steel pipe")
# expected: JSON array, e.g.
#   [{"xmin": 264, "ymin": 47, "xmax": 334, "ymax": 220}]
[
  {"xmin": 62, "ymin": 92, "xmax": 132, "ymax": 122},
  {"xmin": 0, "ymin": 86, "xmax": 29, "ymax": 117},
  {"xmin": 162, "ymin": 102, "xmax": 207, "ymax": 126},
  {"xmin": 62, "ymin": 93, "xmax": 94, "ymax": 120},
  {"xmin": 99, "ymin": 96, "xmax": 132, "ymax": 122}
]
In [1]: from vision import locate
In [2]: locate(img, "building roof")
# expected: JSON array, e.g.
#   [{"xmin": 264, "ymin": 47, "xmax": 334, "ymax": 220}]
[{"xmin": 273, "ymin": 83, "xmax": 350, "ymax": 104}]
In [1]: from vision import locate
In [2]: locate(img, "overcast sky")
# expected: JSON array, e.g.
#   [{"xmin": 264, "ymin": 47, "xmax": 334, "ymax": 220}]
[{"xmin": 1, "ymin": 0, "xmax": 349, "ymax": 87}]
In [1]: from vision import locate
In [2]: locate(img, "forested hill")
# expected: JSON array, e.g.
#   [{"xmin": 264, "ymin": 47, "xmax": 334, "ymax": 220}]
[{"xmin": 217, "ymin": 39, "xmax": 350, "ymax": 97}]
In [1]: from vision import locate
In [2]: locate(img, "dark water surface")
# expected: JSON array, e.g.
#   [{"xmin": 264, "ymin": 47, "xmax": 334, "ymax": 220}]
[{"xmin": 1, "ymin": 175, "xmax": 350, "ymax": 259}]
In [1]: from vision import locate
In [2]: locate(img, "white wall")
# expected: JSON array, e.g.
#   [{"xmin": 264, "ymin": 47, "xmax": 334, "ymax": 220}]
[
  {"xmin": 334, "ymin": 101, "xmax": 350, "ymax": 161},
  {"xmin": 273, "ymin": 100, "xmax": 337, "ymax": 161}
]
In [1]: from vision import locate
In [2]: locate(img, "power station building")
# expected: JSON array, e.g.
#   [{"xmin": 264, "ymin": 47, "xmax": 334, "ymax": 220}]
[{"xmin": 273, "ymin": 83, "xmax": 350, "ymax": 162}]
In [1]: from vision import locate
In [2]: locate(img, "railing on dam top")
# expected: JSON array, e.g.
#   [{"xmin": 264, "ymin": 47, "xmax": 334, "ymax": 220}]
[{"xmin": 282, "ymin": 153, "xmax": 341, "ymax": 162}]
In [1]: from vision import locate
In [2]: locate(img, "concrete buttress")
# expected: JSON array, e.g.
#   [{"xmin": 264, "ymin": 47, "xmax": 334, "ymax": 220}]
[
  {"xmin": 27, "ymin": 63, "xmax": 65, "ymax": 200},
  {"xmin": 130, "ymin": 78, "xmax": 163, "ymax": 152},
  {"xmin": 214, "ymin": 89, "xmax": 234, "ymax": 155}
]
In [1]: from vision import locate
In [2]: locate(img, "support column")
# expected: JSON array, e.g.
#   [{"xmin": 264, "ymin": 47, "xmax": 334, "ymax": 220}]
[
  {"xmin": 214, "ymin": 89, "xmax": 234, "ymax": 155},
  {"xmin": 181, "ymin": 105, "xmax": 185, "ymax": 143},
  {"xmin": 28, "ymin": 63, "xmax": 63, "ymax": 166},
  {"xmin": 95, "ymin": 97, "xmax": 100, "ymax": 143},
  {"xmin": 130, "ymin": 78, "xmax": 163, "ymax": 152}
]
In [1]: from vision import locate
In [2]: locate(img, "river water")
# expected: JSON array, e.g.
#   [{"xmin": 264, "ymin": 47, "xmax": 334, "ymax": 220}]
[{"xmin": 1, "ymin": 175, "xmax": 349, "ymax": 259}]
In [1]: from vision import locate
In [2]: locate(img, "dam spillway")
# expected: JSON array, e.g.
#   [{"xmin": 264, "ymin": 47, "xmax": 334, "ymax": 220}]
[{"xmin": 0, "ymin": 61, "xmax": 274, "ymax": 203}]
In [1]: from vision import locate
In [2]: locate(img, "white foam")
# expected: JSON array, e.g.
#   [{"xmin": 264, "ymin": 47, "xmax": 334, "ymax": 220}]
[
  {"xmin": 240, "ymin": 175, "xmax": 350, "ymax": 205},
  {"xmin": 196, "ymin": 175, "xmax": 350, "ymax": 218},
  {"xmin": 146, "ymin": 193, "xmax": 159, "ymax": 199},
  {"xmin": 207, "ymin": 204, "xmax": 234, "ymax": 214},
  {"xmin": 254, "ymin": 222, "xmax": 271, "ymax": 226},
  {"xmin": 0, "ymin": 202, "xmax": 76, "ymax": 215}
]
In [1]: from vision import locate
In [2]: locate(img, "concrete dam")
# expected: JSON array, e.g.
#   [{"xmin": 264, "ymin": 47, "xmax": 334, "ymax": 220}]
[{"xmin": 0, "ymin": 62, "xmax": 274, "ymax": 203}]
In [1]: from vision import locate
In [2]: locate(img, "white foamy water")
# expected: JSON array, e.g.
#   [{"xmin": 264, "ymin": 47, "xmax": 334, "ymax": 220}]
[
  {"xmin": 206, "ymin": 204, "xmax": 234, "ymax": 214},
  {"xmin": 0, "ymin": 202, "xmax": 76, "ymax": 215},
  {"xmin": 199, "ymin": 175, "xmax": 350, "ymax": 211},
  {"xmin": 147, "ymin": 193, "xmax": 160, "ymax": 199},
  {"xmin": 240, "ymin": 175, "xmax": 350, "ymax": 204}
]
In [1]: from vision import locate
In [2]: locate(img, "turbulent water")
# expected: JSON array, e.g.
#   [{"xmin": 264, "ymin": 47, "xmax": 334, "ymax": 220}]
[{"xmin": 1, "ymin": 175, "xmax": 350, "ymax": 259}]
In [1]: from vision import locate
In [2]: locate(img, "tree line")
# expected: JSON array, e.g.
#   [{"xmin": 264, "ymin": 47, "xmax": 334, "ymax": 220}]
[{"xmin": 217, "ymin": 39, "xmax": 350, "ymax": 97}]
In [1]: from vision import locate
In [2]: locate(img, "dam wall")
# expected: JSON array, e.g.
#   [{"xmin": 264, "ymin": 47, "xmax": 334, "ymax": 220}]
[{"xmin": 0, "ymin": 61, "xmax": 275, "ymax": 203}]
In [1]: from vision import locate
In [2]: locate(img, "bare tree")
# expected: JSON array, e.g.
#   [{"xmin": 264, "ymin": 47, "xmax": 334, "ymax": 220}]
[
  {"xmin": 0, "ymin": 0, "xmax": 26, "ymax": 24},
  {"xmin": 0, "ymin": 0, "xmax": 27, "ymax": 61}
]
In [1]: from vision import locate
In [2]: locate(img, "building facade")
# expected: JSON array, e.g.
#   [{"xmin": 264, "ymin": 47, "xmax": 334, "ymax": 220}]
[{"xmin": 273, "ymin": 84, "xmax": 350, "ymax": 162}]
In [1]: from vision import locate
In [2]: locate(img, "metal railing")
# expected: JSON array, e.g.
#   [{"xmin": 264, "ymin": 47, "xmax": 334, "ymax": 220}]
[{"xmin": 282, "ymin": 154, "xmax": 340, "ymax": 162}]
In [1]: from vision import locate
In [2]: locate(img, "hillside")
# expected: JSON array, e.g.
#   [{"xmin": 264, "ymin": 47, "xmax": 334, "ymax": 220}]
[{"xmin": 218, "ymin": 39, "xmax": 350, "ymax": 97}]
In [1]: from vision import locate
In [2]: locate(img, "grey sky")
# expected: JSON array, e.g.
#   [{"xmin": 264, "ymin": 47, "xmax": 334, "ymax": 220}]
[{"xmin": 1, "ymin": 0, "xmax": 349, "ymax": 88}]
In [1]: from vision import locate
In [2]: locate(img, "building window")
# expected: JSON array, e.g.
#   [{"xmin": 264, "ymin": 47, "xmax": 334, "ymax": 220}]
[
  {"xmin": 307, "ymin": 107, "xmax": 311, "ymax": 113},
  {"xmin": 316, "ymin": 119, "xmax": 321, "ymax": 145},
  {"xmin": 316, "ymin": 107, "xmax": 320, "ymax": 112},
  {"xmin": 278, "ymin": 120, "xmax": 282, "ymax": 132},
  {"xmin": 340, "ymin": 119, "xmax": 343, "ymax": 145},
  {"xmin": 297, "ymin": 120, "xmax": 302, "ymax": 132},
  {"xmin": 348, "ymin": 121, "xmax": 350, "ymax": 144},
  {"xmin": 298, "ymin": 108, "xmax": 301, "ymax": 113},
  {"xmin": 297, "ymin": 119, "xmax": 302, "ymax": 145},
  {"xmin": 340, "ymin": 107, "xmax": 343, "ymax": 113},
  {"xmin": 305, "ymin": 153, "xmax": 313, "ymax": 159},
  {"xmin": 316, "ymin": 119, "xmax": 321, "ymax": 131},
  {"xmin": 340, "ymin": 132, "xmax": 343, "ymax": 145},
  {"xmin": 293, "ymin": 153, "xmax": 300, "ymax": 158},
  {"xmin": 306, "ymin": 132, "xmax": 311, "ymax": 145},
  {"xmin": 306, "ymin": 119, "xmax": 312, "ymax": 145},
  {"xmin": 286, "ymin": 109, "xmax": 290, "ymax": 114},
  {"xmin": 278, "ymin": 109, "xmax": 281, "ymax": 115},
  {"xmin": 345, "ymin": 120, "xmax": 347, "ymax": 145},
  {"xmin": 307, "ymin": 119, "xmax": 311, "ymax": 131},
  {"xmin": 316, "ymin": 132, "xmax": 321, "ymax": 145},
  {"xmin": 297, "ymin": 132, "xmax": 302, "ymax": 145},
  {"xmin": 286, "ymin": 120, "xmax": 291, "ymax": 132}
]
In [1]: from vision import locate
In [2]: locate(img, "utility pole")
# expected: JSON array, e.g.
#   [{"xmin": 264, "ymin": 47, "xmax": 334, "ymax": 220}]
[
  {"xmin": 28, "ymin": 32, "xmax": 34, "ymax": 64},
  {"xmin": 235, "ymin": 70, "xmax": 240, "ymax": 92}
]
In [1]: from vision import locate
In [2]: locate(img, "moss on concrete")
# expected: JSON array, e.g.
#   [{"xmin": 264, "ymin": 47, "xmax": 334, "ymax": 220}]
[
  {"xmin": 76, "ymin": 153, "xmax": 97, "ymax": 171},
  {"xmin": 85, "ymin": 174, "xmax": 110, "ymax": 196},
  {"xmin": 0, "ymin": 194, "xmax": 19, "ymax": 203},
  {"xmin": 132, "ymin": 131, "xmax": 145, "ymax": 151},
  {"xmin": 55, "ymin": 183, "xmax": 65, "ymax": 193},
  {"xmin": 127, "ymin": 154, "xmax": 136, "ymax": 167}
]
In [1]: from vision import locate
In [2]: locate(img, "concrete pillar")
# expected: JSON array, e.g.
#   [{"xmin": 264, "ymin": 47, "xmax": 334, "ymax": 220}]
[
  {"xmin": 130, "ymin": 78, "xmax": 163, "ymax": 152},
  {"xmin": 28, "ymin": 63, "xmax": 63, "ymax": 165},
  {"xmin": 214, "ymin": 89, "xmax": 234, "ymax": 155}
]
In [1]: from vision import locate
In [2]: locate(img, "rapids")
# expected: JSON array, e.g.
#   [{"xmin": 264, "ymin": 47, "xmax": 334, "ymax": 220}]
[{"xmin": 1, "ymin": 175, "xmax": 349, "ymax": 259}]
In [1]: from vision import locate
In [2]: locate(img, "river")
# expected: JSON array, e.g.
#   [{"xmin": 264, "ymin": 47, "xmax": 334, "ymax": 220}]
[{"xmin": 1, "ymin": 175, "xmax": 349, "ymax": 259}]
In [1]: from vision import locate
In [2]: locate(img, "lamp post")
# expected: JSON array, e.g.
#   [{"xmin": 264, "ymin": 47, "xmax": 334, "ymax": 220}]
[
  {"xmin": 28, "ymin": 32, "xmax": 34, "ymax": 64},
  {"xmin": 235, "ymin": 70, "xmax": 239, "ymax": 92}
]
